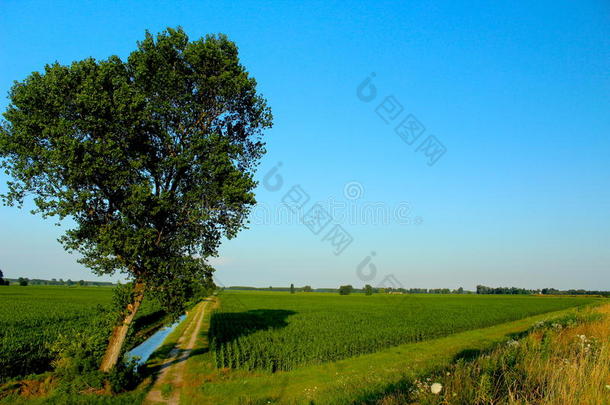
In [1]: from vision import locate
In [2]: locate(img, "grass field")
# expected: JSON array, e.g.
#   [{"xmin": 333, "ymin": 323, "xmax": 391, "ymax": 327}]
[
  {"xmin": 0, "ymin": 285, "xmax": 164, "ymax": 383},
  {"xmin": 209, "ymin": 291, "xmax": 597, "ymax": 372},
  {"xmin": 0, "ymin": 288, "xmax": 602, "ymax": 404},
  {"xmin": 182, "ymin": 291, "xmax": 601, "ymax": 404}
]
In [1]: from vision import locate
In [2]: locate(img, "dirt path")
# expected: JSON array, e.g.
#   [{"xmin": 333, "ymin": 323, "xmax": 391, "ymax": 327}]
[{"xmin": 144, "ymin": 298, "xmax": 210, "ymax": 405}]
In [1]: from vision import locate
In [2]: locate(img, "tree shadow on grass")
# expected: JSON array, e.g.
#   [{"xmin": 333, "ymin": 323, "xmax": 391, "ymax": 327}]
[
  {"xmin": 452, "ymin": 347, "xmax": 483, "ymax": 362},
  {"xmin": 142, "ymin": 309, "xmax": 295, "ymax": 379},
  {"xmin": 208, "ymin": 309, "xmax": 296, "ymax": 345}
]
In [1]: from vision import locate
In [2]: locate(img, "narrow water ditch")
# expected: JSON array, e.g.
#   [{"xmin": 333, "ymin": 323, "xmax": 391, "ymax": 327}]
[{"xmin": 127, "ymin": 314, "xmax": 186, "ymax": 365}]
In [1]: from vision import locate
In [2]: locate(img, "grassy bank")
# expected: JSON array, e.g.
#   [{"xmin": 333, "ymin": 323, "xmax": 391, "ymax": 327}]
[{"xmin": 376, "ymin": 303, "xmax": 610, "ymax": 404}]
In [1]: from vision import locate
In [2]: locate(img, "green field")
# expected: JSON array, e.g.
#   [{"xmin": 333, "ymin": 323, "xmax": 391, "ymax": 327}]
[
  {"xmin": 209, "ymin": 291, "xmax": 598, "ymax": 372},
  {"xmin": 0, "ymin": 285, "xmax": 163, "ymax": 383},
  {"xmin": 0, "ymin": 287, "xmax": 601, "ymax": 404},
  {"xmin": 180, "ymin": 291, "xmax": 600, "ymax": 404}
]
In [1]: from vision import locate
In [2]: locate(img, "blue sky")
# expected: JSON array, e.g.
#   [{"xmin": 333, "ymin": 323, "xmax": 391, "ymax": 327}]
[{"xmin": 1, "ymin": 1, "xmax": 609, "ymax": 290}]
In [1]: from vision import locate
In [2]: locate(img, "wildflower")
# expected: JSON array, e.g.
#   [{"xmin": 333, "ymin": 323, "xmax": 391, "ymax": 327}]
[{"xmin": 430, "ymin": 383, "xmax": 443, "ymax": 394}]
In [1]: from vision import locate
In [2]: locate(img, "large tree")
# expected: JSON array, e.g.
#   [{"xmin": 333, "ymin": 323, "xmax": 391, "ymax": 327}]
[{"xmin": 0, "ymin": 27, "xmax": 272, "ymax": 371}]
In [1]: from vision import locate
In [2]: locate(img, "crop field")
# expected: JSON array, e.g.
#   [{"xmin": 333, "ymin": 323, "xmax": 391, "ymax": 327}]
[
  {"xmin": 0, "ymin": 285, "xmax": 162, "ymax": 383},
  {"xmin": 209, "ymin": 291, "xmax": 597, "ymax": 372},
  {"xmin": 0, "ymin": 286, "xmax": 113, "ymax": 382}
]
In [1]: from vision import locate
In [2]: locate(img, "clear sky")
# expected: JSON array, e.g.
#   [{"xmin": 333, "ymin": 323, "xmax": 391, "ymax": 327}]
[{"xmin": 1, "ymin": 1, "xmax": 609, "ymax": 290}]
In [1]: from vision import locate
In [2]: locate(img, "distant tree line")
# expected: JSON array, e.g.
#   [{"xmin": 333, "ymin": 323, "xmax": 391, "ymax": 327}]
[
  {"xmin": 476, "ymin": 285, "xmax": 532, "ymax": 295},
  {"xmin": 0, "ymin": 275, "xmax": 115, "ymax": 287},
  {"xmin": 476, "ymin": 285, "xmax": 609, "ymax": 297},
  {"xmin": 227, "ymin": 285, "xmax": 317, "ymax": 292},
  {"xmin": 538, "ymin": 288, "xmax": 610, "ymax": 296},
  {"xmin": 226, "ymin": 285, "xmax": 473, "ymax": 294},
  {"xmin": 338, "ymin": 285, "xmax": 471, "ymax": 295},
  {"xmin": 379, "ymin": 287, "xmax": 470, "ymax": 294},
  {"xmin": 225, "ymin": 285, "xmax": 609, "ymax": 297}
]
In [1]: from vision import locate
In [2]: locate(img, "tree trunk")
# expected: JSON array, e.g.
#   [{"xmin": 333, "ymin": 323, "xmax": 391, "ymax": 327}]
[{"xmin": 99, "ymin": 280, "xmax": 145, "ymax": 372}]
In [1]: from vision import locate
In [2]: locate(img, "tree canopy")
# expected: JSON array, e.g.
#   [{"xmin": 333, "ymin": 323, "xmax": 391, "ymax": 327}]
[
  {"xmin": 0, "ymin": 27, "xmax": 272, "ymax": 370},
  {"xmin": 339, "ymin": 285, "xmax": 353, "ymax": 295}
]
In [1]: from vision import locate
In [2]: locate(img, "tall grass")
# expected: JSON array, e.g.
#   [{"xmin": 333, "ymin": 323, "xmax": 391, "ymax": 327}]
[{"xmin": 376, "ymin": 303, "xmax": 610, "ymax": 404}]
